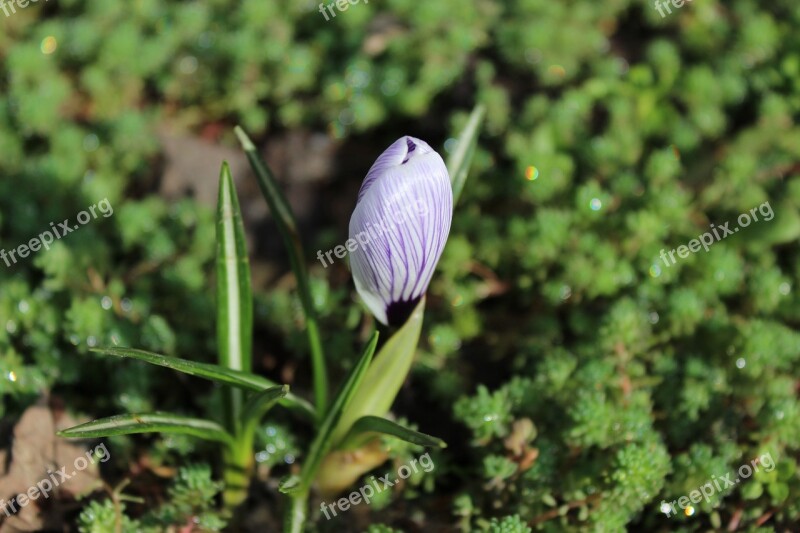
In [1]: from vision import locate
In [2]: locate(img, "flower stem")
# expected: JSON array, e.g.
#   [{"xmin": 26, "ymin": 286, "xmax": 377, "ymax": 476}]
[
  {"xmin": 222, "ymin": 444, "xmax": 252, "ymax": 510},
  {"xmin": 306, "ymin": 317, "xmax": 328, "ymax": 418},
  {"xmin": 285, "ymin": 490, "xmax": 309, "ymax": 533}
]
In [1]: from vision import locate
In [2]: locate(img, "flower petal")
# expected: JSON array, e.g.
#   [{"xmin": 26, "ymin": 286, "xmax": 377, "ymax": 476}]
[
  {"xmin": 357, "ymin": 137, "xmax": 435, "ymax": 203},
  {"xmin": 349, "ymin": 136, "xmax": 452, "ymax": 325}
]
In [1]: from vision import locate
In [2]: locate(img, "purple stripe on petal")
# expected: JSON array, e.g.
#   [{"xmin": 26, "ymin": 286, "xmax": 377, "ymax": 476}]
[
  {"xmin": 357, "ymin": 137, "xmax": 435, "ymax": 202},
  {"xmin": 401, "ymin": 138, "xmax": 417, "ymax": 164}
]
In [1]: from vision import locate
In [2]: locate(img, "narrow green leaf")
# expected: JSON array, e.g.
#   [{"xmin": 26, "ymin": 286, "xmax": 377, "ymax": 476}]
[
  {"xmin": 216, "ymin": 161, "xmax": 253, "ymax": 433},
  {"xmin": 278, "ymin": 475, "xmax": 301, "ymax": 495},
  {"xmin": 236, "ymin": 384, "xmax": 289, "ymax": 492},
  {"xmin": 234, "ymin": 126, "xmax": 328, "ymax": 417},
  {"xmin": 57, "ymin": 413, "xmax": 235, "ymax": 447},
  {"xmin": 242, "ymin": 385, "xmax": 289, "ymax": 437},
  {"xmin": 446, "ymin": 104, "xmax": 486, "ymax": 205},
  {"xmin": 331, "ymin": 298, "xmax": 425, "ymax": 446},
  {"xmin": 90, "ymin": 347, "xmax": 316, "ymax": 422},
  {"xmin": 339, "ymin": 416, "xmax": 447, "ymax": 451},
  {"xmin": 233, "ymin": 127, "xmax": 299, "ymax": 235},
  {"xmin": 296, "ymin": 332, "xmax": 380, "ymax": 493}
]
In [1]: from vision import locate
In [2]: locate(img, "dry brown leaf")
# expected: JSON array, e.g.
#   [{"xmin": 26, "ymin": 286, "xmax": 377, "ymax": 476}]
[{"xmin": 0, "ymin": 401, "xmax": 104, "ymax": 532}]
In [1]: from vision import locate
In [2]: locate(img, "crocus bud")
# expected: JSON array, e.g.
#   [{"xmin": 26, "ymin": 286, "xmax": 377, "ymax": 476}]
[{"xmin": 349, "ymin": 136, "xmax": 453, "ymax": 326}]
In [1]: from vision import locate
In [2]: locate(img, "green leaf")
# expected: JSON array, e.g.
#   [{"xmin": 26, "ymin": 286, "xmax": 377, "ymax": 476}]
[
  {"xmin": 57, "ymin": 413, "xmax": 235, "ymax": 447},
  {"xmin": 216, "ymin": 161, "xmax": 253, "ymax": 433},
  {"xmin": 234, "ymin": 126, "xmax": 328, "ymax": 417},
  {"xmin": 339, "ymin": 416, "xmax": 447, "ymax": 451},
  {"xmin": 295, "ymin": 332, "xmax": 380, "ymax": 493},
  {"xmin": 331, "ymin": 298, "xmax": 425, "ymax": 446},
  {"xmin": 278, "ymin": 475, "xmax": 301, "ymax": 494},
  {"xmin": 233, "ymin": 127, "xmax": 300, "ymax": 236},
  {"xmin": 242, "ymin": 385, "xmax": 289, "ymax": 437},
  {"xmin": 446, "ymin": 104, "xmax": 486, "ymax": 205},
  {"xmin": 90, "ymin": 347, "xmax": 315, "ymax": 422},
  {"xmin": 768, "ymin": 481, "xmax": 790, "ymax": 502}
]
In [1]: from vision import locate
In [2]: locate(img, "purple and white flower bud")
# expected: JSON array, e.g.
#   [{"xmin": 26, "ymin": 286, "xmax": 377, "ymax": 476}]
[{"xmin": 349, "ymin": 136, "xmax": 453, "ymax": 326}]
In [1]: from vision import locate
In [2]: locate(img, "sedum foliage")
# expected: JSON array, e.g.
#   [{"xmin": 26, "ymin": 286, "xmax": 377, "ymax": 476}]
[
  {"xmin": 77, "ymin": 464, "xmax": 226, "ymax": 532},
  {"xmin": 0, "ymin": 0, "xmax": 798, "ymax": 530},
  {"xmin": 486, "ymin": 515, "xmax": 532, "ymax": 533}
]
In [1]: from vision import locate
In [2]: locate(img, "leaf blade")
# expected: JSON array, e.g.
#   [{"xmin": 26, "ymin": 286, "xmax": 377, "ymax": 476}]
[
  {"xmin": 290, "ymin": 332, "xmax": 380, "ymax": 494},
  {"xmin": 90, "ymin": 347, "xmax": 316, "ymax": 422},
  {"xmin": 339, "ymin": 416, "xmax": 447, "ymax": 451},
  {"xmin": 234, "ymin": 126, "xmax": 328, "ymax": 416},
  {"xmin": 57, "ymin": 413, "xmax": 235, "ymax": 447},
  {"xmin": 242, "ymin": 385, "xmax": 289, "ymax": 435},
  {"xmin": 331, "ymin": 298, "xmax": 425, "ymax": 445},
  {"xmin": 446, "ymin": 104, "xmax": 486, "ymax": 205},
  {"xmin": 216, "ymin": 161, "xmax": 254, "ymax": 432}
]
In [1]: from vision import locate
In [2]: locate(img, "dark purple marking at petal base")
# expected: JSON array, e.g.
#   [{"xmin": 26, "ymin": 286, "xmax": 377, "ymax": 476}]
[{"xmin": 386, "ymin": 296, "xmax": 422, "ymax": 327}]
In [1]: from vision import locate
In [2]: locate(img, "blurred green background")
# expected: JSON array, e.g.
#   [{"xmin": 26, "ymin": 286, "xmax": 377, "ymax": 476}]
[{"xmin": 1, "ymin": 0, "xmax": 799, "ymax": 531}]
